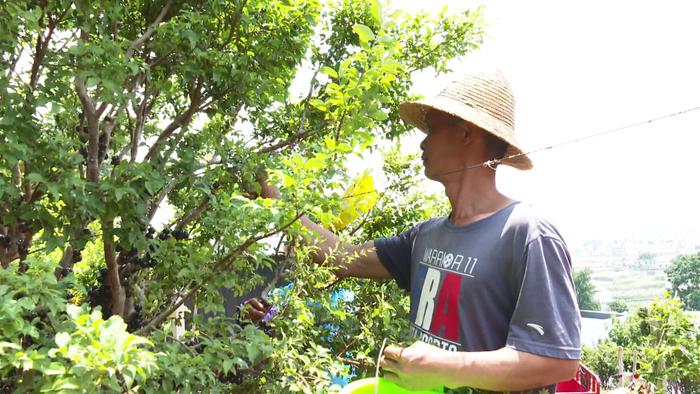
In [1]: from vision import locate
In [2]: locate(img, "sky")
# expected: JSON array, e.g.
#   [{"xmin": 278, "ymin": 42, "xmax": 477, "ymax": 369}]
[{"xmin": 395, "ymin": 0, "xmax": 700, "ymax": 245}]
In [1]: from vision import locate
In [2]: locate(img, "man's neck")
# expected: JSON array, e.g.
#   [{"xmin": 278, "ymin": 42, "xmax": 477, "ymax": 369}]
[{"xmin": 441, "ymin": 169, "xmax": 513, "ymax": 227}]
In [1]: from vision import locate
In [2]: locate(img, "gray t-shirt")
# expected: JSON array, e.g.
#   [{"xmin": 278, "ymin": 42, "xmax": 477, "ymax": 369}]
[{"xmin": 374, "ymin": 202, "xmax": 581, "ymax": 393}]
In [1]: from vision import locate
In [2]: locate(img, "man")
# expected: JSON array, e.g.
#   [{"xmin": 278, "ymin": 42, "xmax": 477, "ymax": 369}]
[{"xmin": 260, "ymin": 64, "xmax": 581, "ymax": 393}]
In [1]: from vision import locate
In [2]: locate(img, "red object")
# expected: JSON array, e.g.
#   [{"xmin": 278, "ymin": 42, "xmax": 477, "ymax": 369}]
[{"xmin": 555, "ymin": 364, "xmax": 601, "ymax": 394}]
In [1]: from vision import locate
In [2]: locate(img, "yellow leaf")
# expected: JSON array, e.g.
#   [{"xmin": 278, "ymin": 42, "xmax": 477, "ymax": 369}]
[{"xmin": 333, "ymin": 170, "xmax": 378, "ymax": 230}]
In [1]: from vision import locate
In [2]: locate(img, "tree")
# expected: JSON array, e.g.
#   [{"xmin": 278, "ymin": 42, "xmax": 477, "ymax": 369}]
[
  {"xmin": 608, "ymin": 298, "xmax": 628, "ymax": 313},
  {"xmin": 0, "ymin": 0, "xmax": 484, "ymax": 391},
  {"xmin": 574, "ymin": 268, "xmax": 601, "ymax": 311},
  {"xmin": 583, "ymin": 296, "xmax": 700, "ymax": 393},
  {"xmin": 665, "ymin": 252, "xmax": 700, "ymax": 310}
]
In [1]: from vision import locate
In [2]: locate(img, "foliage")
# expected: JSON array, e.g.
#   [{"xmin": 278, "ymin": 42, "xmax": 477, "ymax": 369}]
[
  {"xmin": 0, "ymin": 259, "xmax": 157, "ymax": 392},
  {"xmin": 665, "ymin": 252, "xmax": 700, "ymax": 310},
  {"xmin": 0, "ymin": 0, "xmax": 483, "ymax": 391},
  {"xmin": 583, "ymin": 296, "xmax": 700, "ymax": 393},
  {"xmin": 608, "ymin": 298, "xmax": 629, "ymax": 314},
  {"xmin": 574, "ymin": 268, "xmax": 601, "ymax": 311},
  {"xmin": 581, "ymin": 340, "xmax": 621, "ymax": 389}
]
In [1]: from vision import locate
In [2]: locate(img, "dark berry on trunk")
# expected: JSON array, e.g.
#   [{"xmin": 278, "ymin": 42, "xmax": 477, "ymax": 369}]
[
  {"xmin": 19, "ymin": 221, "xmax": 31, "ymax": 232},
  {"xmin": 72, "ymin": 250, "xmax": 82, "ymax": 263},
  {"xmin": 173, "ymin": 229, "xmax": 190, "ymax": 240},
  {"xmin": 158, "ymin": 229, "xmax": 170, "ymax": 240}
]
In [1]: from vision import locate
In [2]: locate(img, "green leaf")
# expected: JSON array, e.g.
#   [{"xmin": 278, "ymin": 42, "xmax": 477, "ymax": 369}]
[
  {"xmin": 65, "ymin": 304, "xmax": 82, "ymax": 321},
  {"xmin": 246, "ymin": 342, "xmax": 261, "ymax": 364},
  {"xmin": 320, "ymin": 66, "xmax": 338, "ymax": 79},
  {"xmin": 115, "ymin": 187, "xmax": 129, "ymax": 201},
  {"xmin": 0, "ymin": 342, "xmax": 21, "ymax": 353},
  {"xmin": 222, "ymin": 359, "xmax": 234, "ymax": 374},
  {"xmin": 25, "ymin": 173, "xmax": 45, "ymax": 183},
  {"xmin": 55, "ymin": 332, "xmax": 70, "ymax": 348},
  {"xmin": 370, "ymin": 0, "xmax": 383, "ymax": 24},
  {"xmin": 144, "ymin": 180, "xmax": 160, "ymax": 196},
  {"xmin": 309, "ymin": 98, "xmax": 327, "ymax": 111},
  {"xmin": 306, "ymin": 157, "xmax": 325, "ymax": 170},
  {"xmin": 370, "ymin": 110, "xmax": 388, "ymax": 121},
  {"xmin": 352, "ymin": 24, "xmax": 375, "ymax": 43},
  {"xmin": 43, "ymin": 362, "xmax": 66, "ymax": 375}
]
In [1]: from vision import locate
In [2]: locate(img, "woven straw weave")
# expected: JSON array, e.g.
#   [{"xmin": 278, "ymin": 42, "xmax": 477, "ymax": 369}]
[{"xmin": 398, "ymin": 66, "xmax": 533, "ymax": 170}]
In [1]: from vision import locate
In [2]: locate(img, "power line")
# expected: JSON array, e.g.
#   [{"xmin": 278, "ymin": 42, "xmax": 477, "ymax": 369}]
[{"xmin": 341, "ymin": 104, "xmax": 700, "ymax": 201}]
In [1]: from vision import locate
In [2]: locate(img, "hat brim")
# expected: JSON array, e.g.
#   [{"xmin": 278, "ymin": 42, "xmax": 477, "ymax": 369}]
[{"xmin": 398, "ymin": 97, "xmax": 533, "ymax": 170}]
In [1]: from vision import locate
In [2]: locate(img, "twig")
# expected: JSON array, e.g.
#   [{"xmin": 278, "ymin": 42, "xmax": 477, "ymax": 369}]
[
  {"xmin": 143, "ymin": 78, "xmax": 203, "ymax": 161},
  {"xmin": 6, "ymin": 46, "xmax": 24, "ymax": 81},
  {"xmin": 126, "ymin": 0, "xmax": 174, "ymax": 58},
  {"xmin": 256, "ymin": 68, "xmax": 322, "ymax": 154},
  {"xmin": 174, "ymin": 197, "xmax": 210, "ymax": 231},
  {"xmin": 337, "ymin": 356, "xmax": 372, "ymax": 368},
  {"xmin": 335, "ymin": 337, "xmax": 358, "ymax": 358},
  {"xmin": 136, "ymin": 212, "xmax": 304, "ymax": 335},
  {"xmin": 130, "ymin": 83, "xmax": 151, "ymax": 162},
  {"xmin": 218, "ymin": 0, "xmax": 248, "ymax": 50}
]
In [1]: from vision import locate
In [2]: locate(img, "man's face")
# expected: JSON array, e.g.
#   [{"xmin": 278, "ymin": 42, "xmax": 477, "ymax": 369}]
[{"xmin": 420, "ymin": 110, "xmax": 470, "ymax": 181}]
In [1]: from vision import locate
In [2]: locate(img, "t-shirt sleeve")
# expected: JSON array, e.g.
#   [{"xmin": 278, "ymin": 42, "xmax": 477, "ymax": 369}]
[
  {"xmin": 506, "ymin": 236, "xmax": 581, "ymax": 360},
  {"xmin": 373, "ymin": 225, "xmax": 421, "ymax": 291}
]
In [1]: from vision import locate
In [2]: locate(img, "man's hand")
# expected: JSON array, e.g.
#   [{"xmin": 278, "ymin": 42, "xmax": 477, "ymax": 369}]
[
  {"xmin": 381, "ymin": 341, "xmax": 449, "ymax": 391},
  {"xmin": 383, "ymin": 342, "xmax": 579, "ymax": 391},
  {"xmin": 242, "ymin": 297, "xmax": 272, "ymax": 325}
]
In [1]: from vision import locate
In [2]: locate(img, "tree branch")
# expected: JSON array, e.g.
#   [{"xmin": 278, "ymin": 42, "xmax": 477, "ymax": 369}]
[
  {"xmin": 136, "ymin": 212, "xmax": 303, "ymax": 335},
  {"xmin": 218, "ymin": 0, "xmax": 248, "ymax": 50},
  {"xmin": 6, "ymin": 46, "xmax": 24, "ymax": 82},
  {"xmin": 257, "ymin": 69, "xmax": 323, "ymax": 154},
  {"xmin": 130, "ymin": 85, "xmax": 151, "ymax": 161},
  {"xmin": 75, "ymin": 74, "xmax": 100, "ymax": 181},
  {"xmin": 103, "ymin": 219, "xmax": 126, "ymax": 317},
  {"xmin": 126, "ymin": 0, "xmax": 174, "ymax": 58},
  {"xmin": 21, "ymin": 162, "xmax": 32, "ymax": 202},
  {"xmin": 174, "ymin": 196, "xmax": 210, "ymax": 231},
  {"xmin": 256, "ymin": 127, "xmax": 316, "ymax": 154},
  {"xmin": 146, "ymin": 177, "xmax": 180, "ymax": 222},
  {"xmin": 337, "ymin": 356, "xmax": 372, "ymax": 369},
  {"xmin": 143, "ymin": 79, "xmax": 203, "ymax": 162}
]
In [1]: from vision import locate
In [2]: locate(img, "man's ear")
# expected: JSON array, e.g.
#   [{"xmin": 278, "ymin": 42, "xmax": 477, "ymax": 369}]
[{"xmin": 460, "ymin": 123, "xmax": 473, "ymax": 146}]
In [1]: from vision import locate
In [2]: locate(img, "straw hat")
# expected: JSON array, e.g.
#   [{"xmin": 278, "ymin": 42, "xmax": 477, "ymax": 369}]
[{"xmin": 398, "ymin": 65, "xmax": 533, "ymax": 170}]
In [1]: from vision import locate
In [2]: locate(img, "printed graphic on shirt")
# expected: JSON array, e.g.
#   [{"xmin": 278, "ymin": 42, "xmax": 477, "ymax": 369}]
[{"xmin": 410, "ymin": 245, "xmax": 480, "ymax": 352}]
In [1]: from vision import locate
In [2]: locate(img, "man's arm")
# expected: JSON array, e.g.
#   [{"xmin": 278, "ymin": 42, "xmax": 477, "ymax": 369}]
[
  {"xmin": 381, "ymin": 341, "xmax": 579, "ymax": 391},
  {"xmin": 259, "ymin": 177, "xmax": 392, "ymax": 280}
]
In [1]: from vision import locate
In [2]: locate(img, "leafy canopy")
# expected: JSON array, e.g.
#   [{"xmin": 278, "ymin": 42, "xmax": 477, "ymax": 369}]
[{"xmin": 0, "ymin": 0, "xmax": 483, "ymax": 391}]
